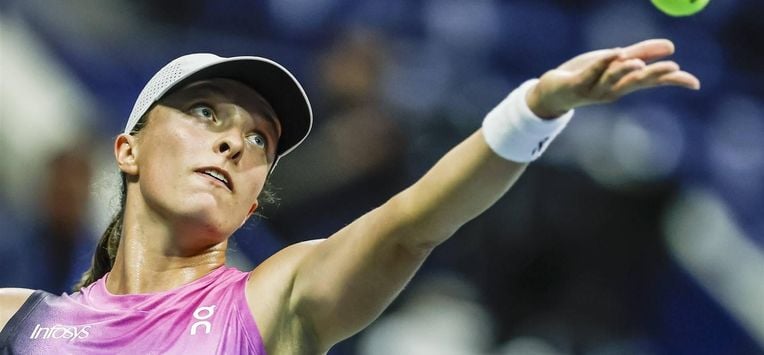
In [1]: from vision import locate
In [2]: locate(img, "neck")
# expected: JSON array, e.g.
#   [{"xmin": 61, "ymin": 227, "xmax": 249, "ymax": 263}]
[{"xmin": 106, "ymin": 194, "xmax": 228, "ymax": 295}]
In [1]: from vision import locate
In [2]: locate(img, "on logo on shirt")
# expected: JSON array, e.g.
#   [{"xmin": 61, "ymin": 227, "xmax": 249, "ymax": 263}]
[{"xmin": 190, "ymin": 305, "xmax": 216, "ymax": 335}]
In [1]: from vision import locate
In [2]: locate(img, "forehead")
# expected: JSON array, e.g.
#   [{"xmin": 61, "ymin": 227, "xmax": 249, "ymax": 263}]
[{"xmin": 178, "ymin": 78, "xmax": 247, "ymax": 97}]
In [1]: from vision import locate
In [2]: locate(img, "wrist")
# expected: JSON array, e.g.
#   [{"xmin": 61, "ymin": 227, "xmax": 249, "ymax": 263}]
[
  {"xmin": 525, "ymin": 82, "xmax": 570, "ymax": 119},
  {"xmin": 481, "ymin": 79, "xmax": 574, "ymax": 163}
]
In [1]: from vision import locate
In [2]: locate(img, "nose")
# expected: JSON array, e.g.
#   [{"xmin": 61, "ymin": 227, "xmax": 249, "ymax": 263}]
[{"xmin": 215, "ymin": 130, "xmax": 244, "ymax": 163}]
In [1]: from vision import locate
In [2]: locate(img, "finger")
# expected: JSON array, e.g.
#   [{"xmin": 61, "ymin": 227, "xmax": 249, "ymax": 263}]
[
  {"xmin": 621, "ymin": 38, "xmax": 675, "ymax": 63},
  {"xmin": 656, "ymin": 71, "xmax": 701, "ymax": 90},
  {"xmin": 614, "ymin": 72, "xmax": 700, "ymax": 97},
  {"xmin": 599, "ymin": 59, "xmax": 646, "ymax": 86},
  {"xmin": 558, "ymin": 48, "xmax": 623, "ymax": 71},
  {"xmin": 612, "ymin": 60, "xmax": 681, "ymax": 94},
  {"xmin": 577, "ymin": 49, "xmax": 624, "ymax": 86}
]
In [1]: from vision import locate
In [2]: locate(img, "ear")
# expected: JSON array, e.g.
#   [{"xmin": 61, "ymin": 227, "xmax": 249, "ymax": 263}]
[{"xmin": 115, "ymin": 134, "xmax": 139, "ymax": 176}]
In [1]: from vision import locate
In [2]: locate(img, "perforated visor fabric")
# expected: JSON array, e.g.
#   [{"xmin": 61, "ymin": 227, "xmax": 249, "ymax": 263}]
[{"xmin": 125, "ymin": 54, "xmax": 312, "ymax": 159}]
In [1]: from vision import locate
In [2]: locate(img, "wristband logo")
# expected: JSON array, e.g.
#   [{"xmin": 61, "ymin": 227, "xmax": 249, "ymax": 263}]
[
  {"xmin": 29, "ymin": 323, "xmax": 91, "ymax": 342},
  {"xmin": 532, "ymin": 136, "xmax": 550, "ymax": 156}
]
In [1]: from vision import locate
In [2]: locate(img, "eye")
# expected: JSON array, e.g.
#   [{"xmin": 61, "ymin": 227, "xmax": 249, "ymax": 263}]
[
  {"xmin": 247, "ymin": 133, "xmax": 267, "ymax": 149},
  {"xmin": 190, "ymin": 104, "xmax": 216, "ymax": 122}
]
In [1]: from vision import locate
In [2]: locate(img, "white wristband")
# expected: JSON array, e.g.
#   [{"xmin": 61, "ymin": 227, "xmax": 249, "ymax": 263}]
[{"xmin": 482, "ymin": 79, "xmax": 573, "ymax": 163}]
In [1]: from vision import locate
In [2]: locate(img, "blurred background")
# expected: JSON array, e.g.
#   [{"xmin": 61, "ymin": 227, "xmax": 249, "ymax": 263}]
[{"xmin": 1, "ymin": 0, "xmax": 762, "ymax": 354}]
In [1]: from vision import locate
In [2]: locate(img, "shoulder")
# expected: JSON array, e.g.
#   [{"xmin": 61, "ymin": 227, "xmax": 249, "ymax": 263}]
[
  {"xmin": 246, "ymin": 239, "xmax": 326, "ymax": 300},
  {"xmin": 244, "ymin": 239, "xmax": 326, "ymax": 352},
  {"xmin": 249, "ymin": 239, "xmax": 325, "ymax": 282},
  {"xmin": 0, "ymin": 288, "xmax": 36, "ymax": 333},
  {"xmin": 246, "ymin": 239, "xmax": 325, "ymax": 306}
]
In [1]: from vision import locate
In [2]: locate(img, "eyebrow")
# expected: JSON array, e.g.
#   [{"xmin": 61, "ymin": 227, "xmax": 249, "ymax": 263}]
[
  {"xmin": 185, "ymin": 81, "xmax": 279, "ymax": 123},
  {"xmin": 182, "ymin": 82, "xmax": 228, "ymax": 97}
]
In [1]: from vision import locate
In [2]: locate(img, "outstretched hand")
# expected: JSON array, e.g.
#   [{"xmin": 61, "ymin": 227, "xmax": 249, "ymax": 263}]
[{"xmin": 526, "ymin": 39, "xmax": 701, "ymax": 119}]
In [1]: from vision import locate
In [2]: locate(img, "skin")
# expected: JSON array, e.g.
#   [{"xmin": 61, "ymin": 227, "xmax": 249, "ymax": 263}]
[{"xmin": 0, "ymin": 39, "xmax": 699, "ymax": 354}]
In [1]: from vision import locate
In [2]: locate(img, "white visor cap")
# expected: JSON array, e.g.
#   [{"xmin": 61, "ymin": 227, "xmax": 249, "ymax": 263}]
[{"xmin": 124, "ymin": 53, "xmax": 313, "ymax": 170}]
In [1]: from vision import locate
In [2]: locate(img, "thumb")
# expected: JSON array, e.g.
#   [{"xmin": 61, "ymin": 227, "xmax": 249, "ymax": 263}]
[{"xmin": 577, "ymin": 49, "xmax": 623, "ymax": 87}]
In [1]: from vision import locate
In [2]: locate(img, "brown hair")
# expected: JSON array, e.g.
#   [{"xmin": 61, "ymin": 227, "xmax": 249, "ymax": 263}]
[{"xmin": 73, "ymin": 98, "xmax": 279, "ymax": 292}]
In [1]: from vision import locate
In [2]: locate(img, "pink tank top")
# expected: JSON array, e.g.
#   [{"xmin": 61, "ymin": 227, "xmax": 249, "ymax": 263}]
[{"xmin": 0, "ymin": 266, "xmax": 267, "ymax": 354}]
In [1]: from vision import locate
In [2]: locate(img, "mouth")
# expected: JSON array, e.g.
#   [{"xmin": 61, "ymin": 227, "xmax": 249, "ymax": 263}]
[{"xmin": 195, "ymin": 167, "xmax": 234, "ymax": 191}]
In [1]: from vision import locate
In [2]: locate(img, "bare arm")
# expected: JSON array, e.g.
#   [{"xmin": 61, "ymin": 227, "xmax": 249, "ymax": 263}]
[
  {"xmin": 282, "ymin": 39, "xmax": 700, "ymax": 351},
  {"xmin": 0, "ymin": 288, "xmax": 35, "ymax": 333}
]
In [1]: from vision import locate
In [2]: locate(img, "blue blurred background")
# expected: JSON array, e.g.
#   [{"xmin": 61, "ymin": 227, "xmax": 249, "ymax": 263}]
[{"xmin": 1, "ymin": 0, "xmax": 762, "ymax": 354}]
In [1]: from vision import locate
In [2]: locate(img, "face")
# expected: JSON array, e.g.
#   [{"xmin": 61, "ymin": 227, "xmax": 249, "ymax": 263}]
[{"xmin": 118, "ymin": 78, "xmax": 281, "ymax": 239}]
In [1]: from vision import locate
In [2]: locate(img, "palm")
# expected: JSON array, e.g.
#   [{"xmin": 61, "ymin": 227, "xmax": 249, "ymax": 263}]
[{"xmin": 532, "ymin": 39, "xmax": 700, "ymax": 115}]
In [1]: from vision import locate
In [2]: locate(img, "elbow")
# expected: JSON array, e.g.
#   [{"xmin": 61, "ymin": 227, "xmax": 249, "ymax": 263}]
[{"xmin": 387, "ymin": 190, "xmax": 457, "ymax": 255}]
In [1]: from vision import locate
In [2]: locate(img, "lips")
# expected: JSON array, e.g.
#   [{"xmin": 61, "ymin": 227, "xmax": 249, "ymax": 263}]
[{"xmin": 195, "ymin": 167, "xmax": 233, "ymax": 191}]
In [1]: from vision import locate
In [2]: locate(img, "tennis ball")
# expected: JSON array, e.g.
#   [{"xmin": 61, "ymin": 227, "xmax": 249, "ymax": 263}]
[{"xmin": 651, "ymin": 0, "xmax": 709, "ymax": 16}]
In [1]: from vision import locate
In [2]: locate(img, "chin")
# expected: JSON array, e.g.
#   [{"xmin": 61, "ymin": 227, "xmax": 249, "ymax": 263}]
[
  {"xmin": 171, "ymin": 200, "xmax": 237, "ymax": 236},
  {"xmin": 182, "ymin": 209, "xmax": 236, "ymax": 233}
]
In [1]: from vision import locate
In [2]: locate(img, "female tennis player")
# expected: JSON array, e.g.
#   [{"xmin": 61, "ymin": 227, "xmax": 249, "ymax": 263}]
[{"xmin": 0, "ymin": 39, "xmax": 698, "ymax": 354}]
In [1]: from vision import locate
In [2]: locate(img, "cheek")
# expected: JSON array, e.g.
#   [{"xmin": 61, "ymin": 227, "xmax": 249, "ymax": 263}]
[
  {"xmin": 239, "ymin": 175, "xmax": 266, "ymax": 207},
  {"xmin": 138, "ymin": 129, "xmax": 198, "ymax": 194},
  {"xmin": 238, "ymin": 152, "xmax": 270, "ymax": 197},
  {"xmin": 232, "ymin": 170, "xmax": 268, "ymax": 215}
]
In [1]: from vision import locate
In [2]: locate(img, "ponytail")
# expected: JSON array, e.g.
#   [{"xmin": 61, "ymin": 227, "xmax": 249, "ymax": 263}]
[{"xmin": 72, "ymin": 175, "xmax": 127, "ymax": 292}]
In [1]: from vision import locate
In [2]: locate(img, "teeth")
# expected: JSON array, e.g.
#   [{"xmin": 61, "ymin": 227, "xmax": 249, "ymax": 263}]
[{"xmin": 204, "ymin": 169, "xmax": 228, "ymax": 185}]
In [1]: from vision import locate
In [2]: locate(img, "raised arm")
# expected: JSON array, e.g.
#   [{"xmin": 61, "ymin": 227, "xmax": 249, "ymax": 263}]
[
  {"xmin": 283, "ymin": 39, "xmax": 699, "ymax": 351},
  {"xmin": 0, "ymin": 288, "xmax": 35, "ymax": 333}
]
